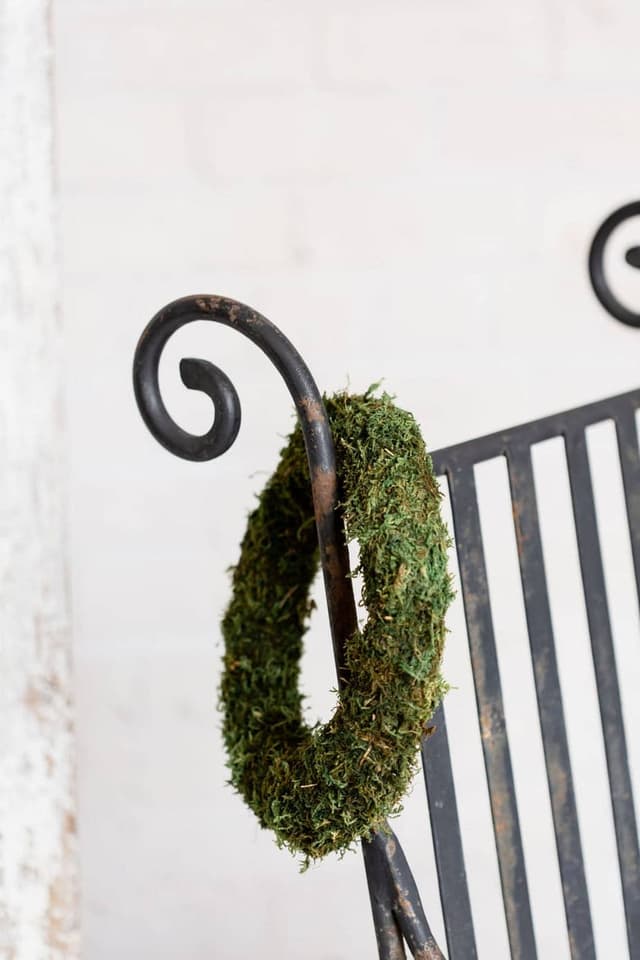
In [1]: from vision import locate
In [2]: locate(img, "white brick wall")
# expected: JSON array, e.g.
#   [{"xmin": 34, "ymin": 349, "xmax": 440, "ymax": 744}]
[{"xmin": 53, "ymin": 0, "xmax": 640, "ymax": 957}]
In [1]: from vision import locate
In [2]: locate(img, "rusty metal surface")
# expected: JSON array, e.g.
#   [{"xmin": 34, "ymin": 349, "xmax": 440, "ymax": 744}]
[
  {"xmin": 446, "ymin": 465, "xmax": 537, "ymax": 959},
  {"xmin": 616, "ymin": 407, "xmax": 640, "ymax": 604},
  {"xmin": 364, "ymin": 829, "xmax": 445, "ymax": 960},
  {"xmin": 565, "ymin": 428, "xmax": 640, "ymax": 957},
  {"xmin": 421, "ymin": 703, "xmax": 477, "ymax": 959},
  {"xmin": 508, "ymin": 442, "xmax": 595, "ymax": 959},
  {"xmin": 428, "ymin": 385, "xmax": 640, "ymax": 958}
]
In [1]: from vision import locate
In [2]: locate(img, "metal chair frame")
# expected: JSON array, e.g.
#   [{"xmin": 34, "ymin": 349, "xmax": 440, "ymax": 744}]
[
  {"xmin": 423, "ymin": 388, "xmax": 640, "ymax": 959},
  {"xmin": 133, "ymin": 203, "xmax": 640, "ymax": 956}
]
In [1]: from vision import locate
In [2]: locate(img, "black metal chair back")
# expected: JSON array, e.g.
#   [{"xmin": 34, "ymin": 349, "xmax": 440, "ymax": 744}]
[
  {"xmin": 133, "ymin": 286, "xmax": 640, "ymax": 959},
  {"xmin": 422, "ymin": 387, "xmax": 640, "ymax": 959}
]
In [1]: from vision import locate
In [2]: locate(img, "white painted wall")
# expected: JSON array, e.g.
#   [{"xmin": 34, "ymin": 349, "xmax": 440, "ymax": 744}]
[
  {"xmin": 52, "ymin": 1, "xmax": 640, "ymax": 958},
  {"xmin": 0, "ymin": 1, "xmax": 79, "ymax": 957}
]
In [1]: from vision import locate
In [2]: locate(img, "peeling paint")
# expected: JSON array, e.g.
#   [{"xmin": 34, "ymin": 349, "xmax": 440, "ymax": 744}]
[{"xmin": 0, "ymin": 2, "xmax": 79, "ymax": 956}]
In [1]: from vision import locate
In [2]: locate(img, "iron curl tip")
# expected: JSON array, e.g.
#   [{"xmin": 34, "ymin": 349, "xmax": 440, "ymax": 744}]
[
  {"xmin": 589, "ymin": 200, "xmax": 640, "ymax": 328},
  {"xmin": 132, "ymin": 293, "xmax": 358, "ymax": 673},
  {"xmin": 132, "ymin": 294, "xmax": 336, "ymax": 471},
  {"xmin": 626, "ymin": 247, "xmax": 640, "ymax": 269},
  {"xmin": 133, "ymin": 299, "xmax": 243, "ymax": 463}
]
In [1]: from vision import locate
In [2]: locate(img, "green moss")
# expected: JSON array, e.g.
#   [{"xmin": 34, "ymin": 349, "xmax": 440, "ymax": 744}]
[{"xmin": 220, "ymin": 391, "xmax": 454, "ymax": 862}]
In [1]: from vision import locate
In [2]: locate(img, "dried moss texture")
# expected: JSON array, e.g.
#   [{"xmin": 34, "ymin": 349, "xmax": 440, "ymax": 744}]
[{"xmin": 220, "ymin": 391, "xmax": 453, "ymax": 861}]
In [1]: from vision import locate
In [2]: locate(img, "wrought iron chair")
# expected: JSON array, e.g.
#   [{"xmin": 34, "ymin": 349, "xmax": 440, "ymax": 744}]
[
  {"xmin": 415, "ymin": 202, "xmax": 640, "ymax": 959},
  {"xmin": 423, "ymin": 386, "xmax": 640, "ymax": 960},
  {"xmin": 133, "ymin": 202, "xmax": 640, "ymax": 959}
]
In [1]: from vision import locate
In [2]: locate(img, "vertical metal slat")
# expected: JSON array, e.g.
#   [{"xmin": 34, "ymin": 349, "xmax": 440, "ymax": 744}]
[
  {"xmin": 565, "ymin": 429, "xmax": 640, "ymax": 958},
  {"xmin": 422, "ymin": 702, "xmax": 478, "ymax": 959},
  {"xmin": 616, "ymin": 403, "xmax": 640, "ymax": 605},
  {"xmin": 362, "ymin": 841, "xmax": 407, "ymax": 960},
  {"xmin": 448, "ymin": 463, "xmax": 538, "ymax": 960},
  {"xmin": 508, "ymin": 444, "xmax": 595, "ymax": 959}
]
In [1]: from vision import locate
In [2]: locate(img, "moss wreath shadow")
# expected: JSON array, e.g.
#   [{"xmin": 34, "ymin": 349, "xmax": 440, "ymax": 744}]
[{"xmin": 220, "ymin": 389, "xmax": 454, "ymax": 863}]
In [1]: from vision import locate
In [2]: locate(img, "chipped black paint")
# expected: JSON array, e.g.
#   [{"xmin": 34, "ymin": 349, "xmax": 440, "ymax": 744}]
[{"xmin": 427, "ymin": 386, "xmax": 640, "ymax": 959}]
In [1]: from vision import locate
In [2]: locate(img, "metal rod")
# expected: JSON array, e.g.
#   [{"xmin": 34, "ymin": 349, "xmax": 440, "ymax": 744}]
[
  {"xmin": 133, "ymin": 293, "xmax": 356, "ymax": 679},
  {"xmin": 364, "ymin": 828, "xmax": 446, "ymax": 960},
  {"xmin": 508, "ymin": 442, "xmax": 594, "ymax": 959},
  {"xmin": 565, "ymin": 428, "xmax": 640, "ymax": 958},
  {"xmin": 446, "ymin": 464, "xmax": 538, "ymax": 960},
  {"xmin": 431, "ymin": 388, "xmax": 640, "ymax": 476},
  {"xmin": 616, "ymin": 403, "xmax": 640, "ymax": 609},
  {"xmin": 133, "ymin": 293, "xmax": 445, "ymax": 959},
  {"xmin": 430, "ymin": 387, "xmax": 640, "ymax": 958},
  {"xmin": 421, "ymin": 703, "xmax": 478, "ymax": 959}
]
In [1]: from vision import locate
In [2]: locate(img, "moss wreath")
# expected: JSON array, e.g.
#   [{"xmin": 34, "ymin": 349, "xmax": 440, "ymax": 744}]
[{"xmin": 220, "ymin": 390, "xmax": 454, "ymax": 862}]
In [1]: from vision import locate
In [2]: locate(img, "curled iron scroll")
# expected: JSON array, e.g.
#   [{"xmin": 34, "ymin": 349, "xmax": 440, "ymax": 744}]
[
  {"xmin": 589, "ymin": 201, "xmax": 640, "ymax": 327},
  {"xmin": 132, "ymin": 293, "xmax": 355, "ymax": 675},
  {"xmin": 132, "ymin": 293, "xmax": 446, "ymax": 960}
]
